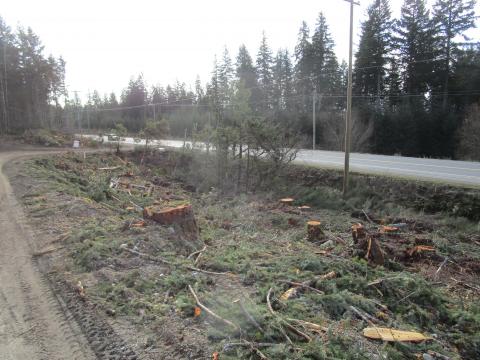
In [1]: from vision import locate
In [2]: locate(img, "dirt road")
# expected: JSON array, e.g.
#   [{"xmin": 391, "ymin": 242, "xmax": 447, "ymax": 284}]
[{"xmin": 0, "ymin": 150, "xmax": 95, "ymax": 360}]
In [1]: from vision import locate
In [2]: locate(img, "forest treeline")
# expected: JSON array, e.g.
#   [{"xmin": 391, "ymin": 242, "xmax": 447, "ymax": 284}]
[{"xmin": 0, "ymin": 0, "xmax": 479, "ymax": 160}]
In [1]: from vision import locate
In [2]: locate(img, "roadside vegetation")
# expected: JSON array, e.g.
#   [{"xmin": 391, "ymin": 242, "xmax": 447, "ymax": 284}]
[{"xmin": 6, "ymin": 146, "xmax": 479, "ymax": 360}]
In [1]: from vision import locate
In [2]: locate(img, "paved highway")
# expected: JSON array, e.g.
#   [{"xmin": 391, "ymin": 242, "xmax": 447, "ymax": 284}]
[
  {"xmin": 81, "ymin": 135, "xmax": 480, "ymax": 187},
  {"xmin": 296, "ymin": 150, "xmax": 480, "ymax": 187}
]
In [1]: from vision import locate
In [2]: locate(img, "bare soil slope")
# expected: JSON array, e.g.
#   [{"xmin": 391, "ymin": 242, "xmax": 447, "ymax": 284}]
[{"xmin": 0, "ymin": 150, "xmax": 95, "ymax": 360}]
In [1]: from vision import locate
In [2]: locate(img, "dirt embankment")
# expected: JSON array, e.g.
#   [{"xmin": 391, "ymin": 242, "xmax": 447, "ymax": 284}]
[{"xmin": 286, "ymin": 165, "xmax": 480, "ymax": 221}]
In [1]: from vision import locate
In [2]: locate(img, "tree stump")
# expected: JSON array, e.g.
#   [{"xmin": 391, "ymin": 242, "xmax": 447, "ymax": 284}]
[
  {"xmin": 356, "ymin": 235, "xmax": 385, "ymax": 266},
  {"xmin": 280, "ymin": 198, "xmax": 294, "ymax": 206},
  {"xmin": 307, "ymin": 221, "xmax": 325, "ymax": 242},
  {"xmin": 143, "ymin": 204, "xmax": 199, "ymax": 242},
  {"xmin": 351, "ymin": 223, "xmax": 366, "ymax": 244}
]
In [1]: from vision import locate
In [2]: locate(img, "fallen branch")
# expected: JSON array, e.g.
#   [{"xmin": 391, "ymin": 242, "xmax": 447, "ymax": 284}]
[
  {"xmin": 350, "ymin": 306, "xmax": 378, "ymax": 325},
  {"xmin": 33, "ymin": 246, "xmax": 64, "ymax": 257},
  {"xmin": 362, "ymin": 209, "xmax": 374, "ymax": 224},
  {"xmin": 279, "ymin": 280, "xmax": 324, "ymax": 295},
  {"xmin": 266, "ymin": 288, "xmax": 293, "ymax": 345},
  {"xmin": 287, "ymin": 318, "xmax": 328, "ymax": 333},
  {"xmin": 128, "ymin": 199, "xmax": 143, "ymax": 211},
  {"xmin": 114, "ymin": 155, "xmax": 128, "ymax": 165},
  {"xmin": 266, "ymin": 288, "xmax": 276, "ymax": 315},
  {"xmin": 188, "ymin": 285, "xmax": 239, "ymax": 330},
  {"xmin": 433, "ymin": 257, "xmax": 448, "ymax": 281},
  {"xmin": 120, "ymin": 245, "xmax": 231, "ymax": 276},
  {"xmin": 188, "ymin": 245, "xmax": 207, "ymax": 259},
  {"xmin": 224, "ymin": 341, "xmax": 273, "ymax": 360},
  {"xmin": 266, "ymin": 288, "xmax": 310, "ymax": 342},
  {"xmin": 236, "ymin": 300, "xmax": 265, "ymax": 334},
  {"xmin": 120, "ymin": 245, "xmax": 174, "ymax": 265},
  {"xmin": 224, "ymin": 342, "xmax": 277, "ymax": 348},
  {"xmin": 98, "ymin": 166, "xmax": 121, "ymax": 171},
  {"xmin": 451, "ymin": 277, "xmax": 480, "ymax": 292}
]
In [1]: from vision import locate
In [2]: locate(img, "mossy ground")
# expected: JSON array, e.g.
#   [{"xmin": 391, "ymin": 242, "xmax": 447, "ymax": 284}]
[{"xmin": 7, "ymin": 149, "xmax": 480, "ymax": 359}]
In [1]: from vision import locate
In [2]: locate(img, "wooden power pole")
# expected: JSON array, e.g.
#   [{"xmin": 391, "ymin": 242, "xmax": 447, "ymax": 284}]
[
  {"xmin": 343, "ymin": 0, "xmax": 359, "ymax": 197},
  {"xmin": 312, "ymin": 88, "xmax": 316, "ymax": 150}
]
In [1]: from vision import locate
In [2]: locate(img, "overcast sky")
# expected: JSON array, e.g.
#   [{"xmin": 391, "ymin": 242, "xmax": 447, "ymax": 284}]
[{"xmin": 2, "ymin": 0, "xmax": 479, "ymax": 99}]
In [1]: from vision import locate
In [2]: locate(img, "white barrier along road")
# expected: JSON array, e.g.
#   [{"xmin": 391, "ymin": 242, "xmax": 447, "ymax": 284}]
[{"xmin": 80, "ymin": 135, "xmax": 480, "ymax": 187}]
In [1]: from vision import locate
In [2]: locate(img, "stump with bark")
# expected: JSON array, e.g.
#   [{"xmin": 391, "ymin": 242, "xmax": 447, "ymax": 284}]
[
  {"xmin": 144, "ymin": 204, "xmax": 199, "ymax": 243},
  {"xmin": 351, "ymin": 223, "xmax": 366, "ymax": 244},
  {"xmin": 307, "ymin": 221, "xmax": 325, "ymax": 242}
]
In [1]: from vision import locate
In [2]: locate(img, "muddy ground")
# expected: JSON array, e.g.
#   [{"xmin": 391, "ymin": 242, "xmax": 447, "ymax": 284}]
[{"xmin": 4, "ymin": 148, "xmax": 480, "ymax": 360}]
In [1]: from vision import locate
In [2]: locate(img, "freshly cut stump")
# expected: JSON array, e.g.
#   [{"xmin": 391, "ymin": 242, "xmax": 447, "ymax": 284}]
[
  {"xmin": 144, "ymin": 204, "xmax": 199, "ymax": 242},
  {"xmin": 357, "ymin": 235, "xmax": 385, "ymax": 266},
  {"xmin": 307, "ymin": 220, "xmax": 325, "ymax": 242},
  {"xmin": 280, "ymin": 198, "xmax": 295, "ymax": 206},
  {"xmin": 351, "ymin": 223, "xmax": 366, "ymax": 244}
]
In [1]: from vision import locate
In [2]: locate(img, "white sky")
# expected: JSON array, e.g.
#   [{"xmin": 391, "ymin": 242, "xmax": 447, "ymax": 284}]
[{"xmin": 2, "ymin": 0, "xmax": 479, "ymax": 99}]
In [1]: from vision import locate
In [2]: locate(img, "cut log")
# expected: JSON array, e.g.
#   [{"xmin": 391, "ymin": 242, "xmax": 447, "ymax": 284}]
[
  {"xmin": 307, "ymin": 221, "xmax": 325, "ymax": 242},
  {"xmin": 379, "ymin": 225, "xmax": 400, "ymax": 234},
  {"xmin": 363, "ymin": 327, "xmax": 431, "ymax": 342}
]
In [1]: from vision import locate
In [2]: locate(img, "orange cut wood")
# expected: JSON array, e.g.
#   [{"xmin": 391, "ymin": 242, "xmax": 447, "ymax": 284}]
[
  {"xmin": 143, "ymin": 204, "xmax": 193, "ymax": 225},
  {"xmin": 406, "ymin": 245, "xmax": 435, "ymax": 257},
  {"xmin": 143, "ymin": 203, "xmax": 199, "ymax": 243},
  {"xmin": 380, "ymin": 225, "xmax": 399, "ymax": 233},
  {"xmin": 363, "ymin": 327, "xmax": 432, "ymax": 342}
]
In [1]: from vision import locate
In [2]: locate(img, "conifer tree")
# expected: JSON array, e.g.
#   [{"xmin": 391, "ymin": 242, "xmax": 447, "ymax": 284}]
[
  {"xmin": 432, "ymin": 0, "xmax": 476, "ymax": 107},
  {"xmin": 395, "ymin": 0, "xmax": 436, "ymax": 96},
  {"xmin": 256, "ymin": 32, "xmax": 274, "ymax": 111},
  {"xmin": 311, "ymin": 13, "xmax": 339, "ymax": 96},
  {"xmin": 353, "ymin": 0, "xmax": 393, "ymax": 99},
  {"xmin": 294, "ymin": 21, "xmax": 313, "ymax": 113}
]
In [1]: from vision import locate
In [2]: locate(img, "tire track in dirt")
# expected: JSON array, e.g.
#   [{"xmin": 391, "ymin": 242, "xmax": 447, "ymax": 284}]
[
  {"xmin": 0, "ymin": 150, "xmax": 97, "ymax": 360},
  {"xmin": 0, "ymin": 149, "xmax": 139, "ymax": 360}
]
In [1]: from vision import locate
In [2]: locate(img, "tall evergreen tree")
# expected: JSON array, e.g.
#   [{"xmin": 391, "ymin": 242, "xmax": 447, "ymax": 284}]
[
  {"xmin": 353, "ymin": 0, "xmax": 393, "ymax": 99},
  {"xmin": 432, "ymin": 0, "xmax": 476, "ymax": 108},
  {"xmin": 294, "ymin": 21, "xmax": 313, "ymax": 113},
  {"xmin": 235, "ymin": 44, "xmax": 258, "ymax": 109},
  {"xmin": 311, "ymin": 13, "xmax": 339, "ymax": 96},
  {"xmin": 120, "ymin": 74, "xmax": 147, "ymax": 131},
  {"xmin": 218, "ymin": 47, "xmax": 234, "ymax": 105},
  {"xmin": 236, "ymin": 45, "xmax": 257, "ymax": 89},
  {"xmin": 255, "ymin": 32, "xmax": 274, "ymax": 111},
  {"xmin": 194, "ymin": 75, "xmax": 204, "ymax": 104},
  {"xmin": 395, "ymin": 0, "xmax": 436, "ymax": 96}
]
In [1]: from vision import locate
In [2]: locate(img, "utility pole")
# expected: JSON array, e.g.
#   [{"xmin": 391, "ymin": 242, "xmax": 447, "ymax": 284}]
[
  {"xmin": 312, "ymin": 88, "xmax": 316, "ymax": 150},
  {"xmin": 342, "ymin": 0, "xmax": 359, "ymax": 197},
  {"xmin": 72, "ymin": 90, "xmax": 82, "ymax": 135},
  {"xmin": 3, "ymin": 41, "xmax": 9, "ymax": 133},
  {"xmin": 86, "ymin": 108, "xmax": 90, "ymax": 131}
]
